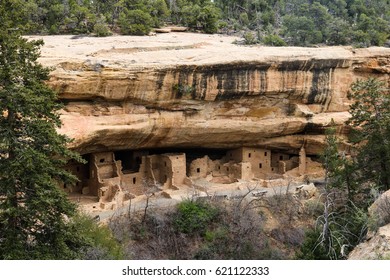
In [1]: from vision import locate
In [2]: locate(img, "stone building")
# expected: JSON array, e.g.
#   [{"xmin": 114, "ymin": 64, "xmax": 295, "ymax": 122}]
[
  {"xmin": 64, "ymin": 151, "xmax": 187, "ymax": 205},
  {"xmin": 63, "ymin": 146, "xmax": 309, "ymax": 205}
]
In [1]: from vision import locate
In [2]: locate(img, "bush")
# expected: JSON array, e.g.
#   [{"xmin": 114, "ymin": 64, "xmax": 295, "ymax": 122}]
[
  {"xmin": 93, "ymin": 22, "xmax": 112, "ymax": 37},
  {"xmin": 296, "ymin": 228, "xmax": 329, "ymax": 260},
  {"xmin": 262, "ymin": 34, "xmax": 287, "ymax": 46},
  {"xmin": 243, "ymin": 32, "xmax": 258, "ymax": 45},
  {"xmin": 119, "ymin": 9, "xmax": 153, "ymax": 35},
  {"xmin": 93, "ymin": 15, "xmax": 112, "ymax": 37},
  {"xmin": 71, "ymin": 214, "xmax": 124, "ymax": 260},
  {"xmin": 174, "ymin": 200, "xmax": 219, "ymax": 235}
]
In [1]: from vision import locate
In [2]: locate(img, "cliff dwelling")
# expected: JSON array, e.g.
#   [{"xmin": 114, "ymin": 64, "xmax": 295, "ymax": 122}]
[
  {"xmin": 63, "ymin": 146, "xmax": 322, "ymax": 209},
  {"xmin": 32, "ymin": 33, "xmax": 389, "ymax": 213}
]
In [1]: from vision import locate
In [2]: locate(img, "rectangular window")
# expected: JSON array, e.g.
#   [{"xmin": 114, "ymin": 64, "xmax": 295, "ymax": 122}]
[
  {"xmin": 264, "ymin": 152, "xmax": 267, "ymax": 156},
  {"xmin": 259, "ymin": 163, "xmax": 262, "ymax": 169},
  {"xmin": 248, "ymin": 153, "xmax": 251, "ymax": 158},
  {"xmin": 133, "ymin": 177, "xmax": 136, "ymax": 184},
  {"xmin": 197, "ymin": 168, "xmax": 200, "ymax": 173}
]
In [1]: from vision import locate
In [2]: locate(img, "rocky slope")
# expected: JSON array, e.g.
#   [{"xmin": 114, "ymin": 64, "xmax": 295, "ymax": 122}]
[
  {"xmin": 349, "ymin": 190, "xmax": 390, "ymax": 259},
  {"xmin": 31, "ymin": 33, "xmax": 390, "ymax": 156}
]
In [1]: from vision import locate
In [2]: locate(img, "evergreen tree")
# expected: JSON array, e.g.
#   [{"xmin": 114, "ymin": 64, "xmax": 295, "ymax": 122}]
[
  {"xmin": 347, "ymin": 78, "xmax": 390, "ymax": 195},
  {"xmin": 0, "ymin": 30, "xmax": 87, "ymax": 259}
]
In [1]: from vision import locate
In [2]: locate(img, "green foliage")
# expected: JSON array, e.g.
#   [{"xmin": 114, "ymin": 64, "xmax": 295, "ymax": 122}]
[
  {"xmin": 72, "ymin": 214, "xmax": 123, "ymax": 259},
  {"xmin": 243, "ymin": 32, "xmax": 259, "ymax": 45},
  {"xmin": 172, "ymin": 83, "xmax": 195, "ymax": 98},
  {"xmin": 296, "ymin": 228, "xmax": 329, "ymax": 259},
  {"xmin": 282, "ymin": 15, "xmax": 322, "ymax": 46},
  {"xmin": 0, "ymin": 28, "xmax": 88, "ymax": 259},
  {"xmin": 347, "ymin": 78, "xmax": 390, "ymax": 194},
  {"xmin": 321, "ymin": 120, "xmax": 357, "ymax": 201},
  {"xmin": 299, "ymin": 78, "xmax": 390, "ymax": 260},
  {"xmin": 119, "ymin": 8, "xmax": 153, "ymax": 35},
  {"xmin": 2, "ymin": 0, "xmax": 389, "ymax": 44},
  {"xmin": 174, "ymin": 200, "xmax": 219, "ymax": 235},
  {"xmin": 93, "ymin": 16, "xmax": 113, "ymax": 37},
  {"xmin": 297, "ymin": 202, "xmax": 369, "ymax": 260},
  {"xmin": 214, "ymin": 0, "xmax": 389, "ymax": 46},
  {"xmin": 262, "ymin": 34, "xmax": 287, "ymax": 46}
]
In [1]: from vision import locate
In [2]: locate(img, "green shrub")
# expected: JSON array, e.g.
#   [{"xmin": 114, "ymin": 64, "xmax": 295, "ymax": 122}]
[
  {"xmin": 93, "ymin": 22, "xmax": 112, "ymax": 37},
  {"xmin": 243, "ymin": 32, "xmax": 258, "ymax": 45},
  {"xmin": 71, "ymin": 214, "xmax": 124, "ymax": 260},
  {"xmin": 262, "ymin": 34, "xmax": 287, "ymax": 46},
  {"xmin": 296, "ymin": 228, "xmax": 329, "ymax": 260},
  {"xmin": 174, "ymin": 200, "xmax": 219, "ymax": 235},
  {"xmin": 119, "ymin": 9, "xmax": 153, "ymax": 35}
]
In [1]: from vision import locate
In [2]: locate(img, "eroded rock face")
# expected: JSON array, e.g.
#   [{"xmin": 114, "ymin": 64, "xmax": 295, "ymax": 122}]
[
  {"xmin": 348, "ymin": 190, "xmax": 390, "ymax": 259},
  {"xmin": 31, "ymin": 33, "xmax": 390, "ymax": 155}
]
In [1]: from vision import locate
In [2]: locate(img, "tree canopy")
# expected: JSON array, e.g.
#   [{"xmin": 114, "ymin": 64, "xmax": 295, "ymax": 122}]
[{"xmin": 2, "ymin": 0, "xmax": 388, "ymax": 46}]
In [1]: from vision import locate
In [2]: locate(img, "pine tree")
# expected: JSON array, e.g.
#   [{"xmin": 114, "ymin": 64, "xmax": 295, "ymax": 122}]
[
  {"xmin": 347, "ymin": 78, "xmax": 390, "ymax": 194},
  {"xmin": 0, "ymin": 30, "xmax": 87, "ymax": 259}
]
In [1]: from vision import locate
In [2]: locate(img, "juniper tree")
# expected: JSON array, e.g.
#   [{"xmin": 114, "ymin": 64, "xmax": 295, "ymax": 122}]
[{"xmin": 0, "ymin": 30, "xmax": 86, "ymax": 259}]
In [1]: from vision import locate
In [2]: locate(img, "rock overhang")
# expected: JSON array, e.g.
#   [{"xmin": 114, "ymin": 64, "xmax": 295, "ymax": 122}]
[{"xmin": 31, "ymin": 33, "xmax": 390, "ymax": 155}]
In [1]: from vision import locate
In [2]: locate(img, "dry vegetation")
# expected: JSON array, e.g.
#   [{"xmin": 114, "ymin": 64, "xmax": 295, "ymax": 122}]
[{"xmin": 108, "ymin": 186, "xmax": 321, "ymax": 259}]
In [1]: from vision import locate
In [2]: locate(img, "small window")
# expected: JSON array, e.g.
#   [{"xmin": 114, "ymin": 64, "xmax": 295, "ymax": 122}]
[
  {"xmin": 248, "ymin": 153, "xmax": 251, "ymax": 158},
  {"xmin": 227, "ymin": 167, "xmax": 229, "ymax": 171},
  {"xmin": 264, "ymin": 152, "xmax": 267, "ymax": 156},
  {"xmin": 259, "ymin": 163, "xmax": 262, "ymax": 169},
  {"xmin": 63, "ymin": 183, "xmax": 67, "ymax": 189},
  {"xmin": 272, "ymin": 168, "xmax": 274, "ymax": 171},
  {"xmin": 197, "ymin": 168, "xmax": 200, "ymax": 173},
  {"xmin": 280, "ymin": 155, "xmax": 283, "ymax": 160},
  {"xmin": 176, "ymin": 157, "xmax": 179, "ymax": 159},
  {"xmin": 100, "ymin": 158, "xmax": 105, "ymax": 163},
  {"xmin": 164, "ymin": 162, "xmax": 167, "ymax": 167},
  {"xmin": 218, "ymin": 166, "xmax": 220, "ymax": 170},
  {"xmin": 133, "ymin": 177, "xmax": 136, "ymax": 184}
]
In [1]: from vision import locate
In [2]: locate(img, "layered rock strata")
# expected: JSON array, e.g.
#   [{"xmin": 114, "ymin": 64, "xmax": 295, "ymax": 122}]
[{"xmin": 31, "ymin": 33, "xmax": 390, "ymax": 155}]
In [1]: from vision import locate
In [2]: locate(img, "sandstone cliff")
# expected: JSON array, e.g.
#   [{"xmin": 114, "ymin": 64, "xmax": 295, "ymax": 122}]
[{"xmin": 30, "ymin": 33, "xmax": 390, "ymax": 155}]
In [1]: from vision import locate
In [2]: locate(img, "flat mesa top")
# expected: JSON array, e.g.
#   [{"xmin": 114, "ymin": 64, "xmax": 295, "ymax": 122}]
[{"xmin": 27, "ymin": 32, "xmax": 390, "ymax": 68}]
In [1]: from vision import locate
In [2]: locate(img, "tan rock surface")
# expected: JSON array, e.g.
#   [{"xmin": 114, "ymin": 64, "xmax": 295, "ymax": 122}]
[
  {"xmin": 349, "ymin": 190, "xmax": 390, "ymax": 259},
  {"xmin": 28, "ymin": 33, "xmax": 390, "ymax": 155}
]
